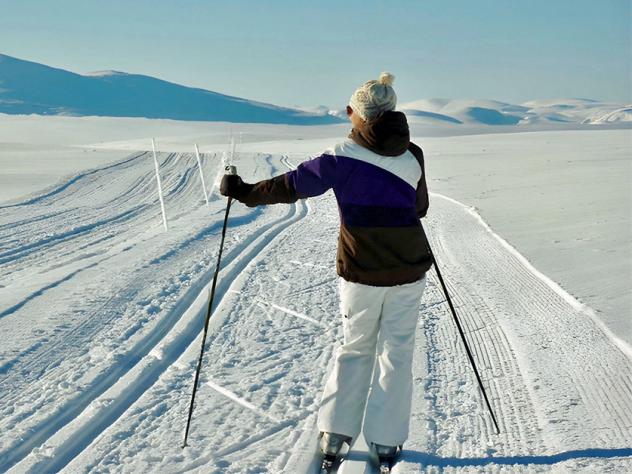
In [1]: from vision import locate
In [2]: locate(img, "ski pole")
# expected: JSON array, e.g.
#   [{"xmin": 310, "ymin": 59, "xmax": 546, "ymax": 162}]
[
  {"xmin": 425, "ymin": 237, "xmax": 501, "ymax": 435},
  {"xmin": 182, "ymin": 165, "xmax": 237, "ymax": 448}
]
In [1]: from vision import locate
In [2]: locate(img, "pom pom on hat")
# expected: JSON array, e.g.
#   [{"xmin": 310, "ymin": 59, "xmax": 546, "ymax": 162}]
[
  {"xmin": 349, "ymin": 71, "xmax": 397, "ymax": 121},
  {"xmin": 378, "ymin": 72, "xmax": 395, "ymax": 87}
]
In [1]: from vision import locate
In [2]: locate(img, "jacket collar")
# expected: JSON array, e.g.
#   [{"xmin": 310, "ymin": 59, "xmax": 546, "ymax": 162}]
[{"xmin": 348, "ymin": 110, "xmax": 410, "ymax": 157}]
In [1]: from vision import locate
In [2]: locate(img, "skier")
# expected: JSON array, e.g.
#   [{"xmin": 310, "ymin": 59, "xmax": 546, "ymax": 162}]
[{"xmin": 220, "ymin": 72, "xmax": 432, "ymax": 472}]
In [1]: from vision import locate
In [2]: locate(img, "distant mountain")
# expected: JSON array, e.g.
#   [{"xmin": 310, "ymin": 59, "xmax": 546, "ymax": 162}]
[
  {"xmin": 520, "ymin": 99, "xmax": 630, "ymax": 125},
  {"xmin": 0, "ymin": 54, "xmax": 343, "ymax": 125},
  {"xmin": 2, "ymin": 54, "xmax": 628, "ymax": 127},
  {"xmin": 402, "ymin": 109, "xmax": 463, "ymax": 124},
  {"xmin": 583, "ymin": 106, "xmax": 632, "ymax": 124},
  {"xmin": 400, "ymin": 98, "xmax": 631, "ymax": 126}
]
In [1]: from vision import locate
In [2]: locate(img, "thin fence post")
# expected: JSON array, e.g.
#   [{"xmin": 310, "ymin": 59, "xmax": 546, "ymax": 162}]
[
  {"xmin": 151, "ymin": 138, "xmax": 169, "ymax": 231},
  {"xmin": 229, "ymin": 134, "xmax": 238, "ymax": 166},
  {"xmin": 194, "ymin": 144, "xmax": 210, "ymax": 205}
]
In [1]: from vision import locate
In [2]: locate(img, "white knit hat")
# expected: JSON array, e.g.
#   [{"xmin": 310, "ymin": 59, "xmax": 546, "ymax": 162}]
[{"xmin": 349, "ymin": 72, "xmax": 397, "ymax": 121}]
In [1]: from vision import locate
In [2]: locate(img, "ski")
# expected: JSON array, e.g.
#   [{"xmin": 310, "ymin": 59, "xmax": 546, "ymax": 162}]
[
  {"xmin": 318, "ymin": 453, "xmax": 339, "ymax": 473},
  {"xmin": 369, "ymin": 444, "xmax": 402, "ymax": 474},
  {"xmin": 315, "ymin": 432, "xmax": 352, "ymax": 473},
  {"xmin": 377, "ymin": 459, "xmax": 393, "ymax": 473},
  {"xmin": 316, "ymin": 450, "xmax": 349, "ymax": 473}
]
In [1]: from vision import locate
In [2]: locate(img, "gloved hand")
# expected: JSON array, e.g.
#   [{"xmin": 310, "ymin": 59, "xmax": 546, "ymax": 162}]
[{"xmin": 220, "ymin": 174, "xmax": 253, "ymax": 201}]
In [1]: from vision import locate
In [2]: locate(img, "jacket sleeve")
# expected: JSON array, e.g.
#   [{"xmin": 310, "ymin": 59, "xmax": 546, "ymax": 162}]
[
  {"xmin": 409, "ymin": 143, "xmax": 429, "ymax": 218},
  {"xmin": 240, "ymin": 174, "xmax": 298, "ymax": 207},
  {"xmin": 239, "ymin": 153, "xmax": 338, "ymax": 207}
]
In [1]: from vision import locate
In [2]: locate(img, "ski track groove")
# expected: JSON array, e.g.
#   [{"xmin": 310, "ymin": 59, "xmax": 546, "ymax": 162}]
[
  {"xmin": 2, "ymin": 155, "xmax": 308, "ymax": 473},
  {"xmin": 0, "ymin": 152, "xmax": 147, "ymax": 210},
  {"xmin": 1, "ymin": 156, "xmax": 218, "ymax": 386},
  {"xmin": 399, "ymin": 196, "xmax": 632, "ymax": 473},
  {"xmin": 76, "ymin": 189, "xmax": 338, "ymax": 473},
  {"xmin": 0, "ymin": 205, "xmax": 148, "ymax": 266},
  {"xmin": 0, "ymin": 153, "xmax": 291, "ymax": 470},
  {"xmin": 0, "ymin": 151, "xmax": 220, "ymax": 281},
  {"xmin": 193, "ymin": 193, "xmax": 340, "ymax": 472},
  {"xmin": 424, "ymin": 269, "xmax": 542, "ymax": 454}
]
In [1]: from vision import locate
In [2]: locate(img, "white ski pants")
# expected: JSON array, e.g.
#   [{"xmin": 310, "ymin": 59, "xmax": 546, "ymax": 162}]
[{"xmin": 317, "ymin": 276, "xmax": 426, "ymax": 446}]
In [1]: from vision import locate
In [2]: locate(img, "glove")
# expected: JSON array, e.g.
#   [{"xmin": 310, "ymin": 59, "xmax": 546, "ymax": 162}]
[{"xmin": 220, "ymin": 174, "xmax": 253, "ymax": 201}]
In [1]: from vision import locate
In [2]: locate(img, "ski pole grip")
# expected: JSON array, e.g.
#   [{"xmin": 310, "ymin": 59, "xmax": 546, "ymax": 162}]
[{"xmin": 225, "ymin": 165, "xmax": 237, "ymax": 176}]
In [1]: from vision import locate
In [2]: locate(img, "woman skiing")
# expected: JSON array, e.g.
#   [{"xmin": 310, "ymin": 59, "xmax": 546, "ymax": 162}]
[{"xmin": 220, "ymin": 72, "xmax": 432, "ymax": 471}]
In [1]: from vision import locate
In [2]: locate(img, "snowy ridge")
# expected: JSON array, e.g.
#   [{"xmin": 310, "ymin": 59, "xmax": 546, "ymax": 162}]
[
  {"xmin": 0, "ymin": 150, "xmax": 630, "ymax": 472},
  {"xmin": 583, "ymin": 106, "xmax": 632, "ymax": 124},
  {"xmin": 0, "ymin": 54, "xmax": 342, "ymax": 124},
  {"xmin": 399, "ymin": 98, "xmax": 632, "ymax": 126},
  {"xmin": 0, "ymin": 151, "xmax": 305, "ymax": 471},
  {"xmin": 1, "ymin": 54, "xmax": 629, "ymax": 128}
]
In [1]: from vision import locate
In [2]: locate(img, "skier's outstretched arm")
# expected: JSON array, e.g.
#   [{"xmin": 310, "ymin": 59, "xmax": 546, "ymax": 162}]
[{"xmin": 220, "ymin": 153, "xmax": 339, "ymax": 207}]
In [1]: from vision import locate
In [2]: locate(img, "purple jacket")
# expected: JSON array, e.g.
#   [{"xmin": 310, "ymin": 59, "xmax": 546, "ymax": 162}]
[{"xmin": 236, "ymin": 111, "xmax": 432, "ymax": 286}]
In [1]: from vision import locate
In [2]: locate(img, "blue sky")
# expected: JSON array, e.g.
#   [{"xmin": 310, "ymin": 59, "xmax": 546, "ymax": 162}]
[{"xmin": 1, "ymin": 0, "xmax": 630, "ymax": 108}]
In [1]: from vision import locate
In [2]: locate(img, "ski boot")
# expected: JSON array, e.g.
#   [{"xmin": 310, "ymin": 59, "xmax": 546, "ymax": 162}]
[
  {"xmin": 371, "ymin": 443, "xmax": 403, "ymax": 473},
  {"xmin": 318, "ymin": 432, "xmax": 352, "ymax": 473}
]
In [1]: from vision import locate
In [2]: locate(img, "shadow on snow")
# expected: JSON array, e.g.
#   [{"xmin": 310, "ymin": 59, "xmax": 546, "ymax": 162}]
[{"xmin": 402, "ymin": 447, "xmax": 632, "ymax": 467}]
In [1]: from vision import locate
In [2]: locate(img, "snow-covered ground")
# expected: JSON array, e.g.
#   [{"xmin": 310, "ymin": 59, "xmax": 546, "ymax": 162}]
[
  {"xmin": 421, "ymin": 130, "xmax": 632, "ymax": 347},
  {"xmin": 0, "ymin": 114, "xmax": 345, "ymax": 204},
  {"xmin": 0, "ymin": 115, "xmax": 630, "ymax": 472}
]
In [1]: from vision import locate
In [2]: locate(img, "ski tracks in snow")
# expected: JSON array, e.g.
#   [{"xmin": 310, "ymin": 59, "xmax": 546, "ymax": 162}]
[
  {"xmin": 393, "ymin": 194, "xmax": 632, "ymax": 473},
  {"xmin": 0, "ymin": 152, "xmax": 307, "ymax": 472},
  {"xmin": 59, "ymin": 192, "xmax": 338, "ymax": 474},
  {"xmin": 1, "ymin": 152, "xmax": 631, "ymax": 473}
]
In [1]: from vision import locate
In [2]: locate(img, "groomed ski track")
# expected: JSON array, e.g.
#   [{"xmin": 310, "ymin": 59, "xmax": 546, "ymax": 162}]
[{"xmin": 0, "ymin": 151, "xmax": 630, "ymax": 473}]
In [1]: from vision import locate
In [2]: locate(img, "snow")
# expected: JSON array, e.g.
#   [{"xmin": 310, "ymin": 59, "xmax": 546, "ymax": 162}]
[
  {"xmin": 0, "ymin": 113, "xmax": 347, "ymax": 205},
  {"xmin": 2, "ymin": 54, "xmax": 631, "ymax": 128},
  {"xmin": 400, "ymin": 98, "xmax": 631, "ymax": 127},
  {"xmin": 420, "ymin": 130, "xmax": 632, "ymax": 347},
  {"xmin": 584, "ymin": 107, "xmax": 632, "ymax": 124},
  {"xmin": 0, "ymin": 115, "xmax": 630, "ymax": 473},
  {"xmin": 521, "ymin": 99, "xmax": 629, "ymax": 125},
  {"xmin": 83, "ymin": 70, "xmax": 129, "ymax": 77},
  {"xmin": 0, "ymin": 143, "xmax": 126, "ymax": 203},
  {"xmin": 0, "ymin": 54, "xmax": 342, "ymax": 125}
]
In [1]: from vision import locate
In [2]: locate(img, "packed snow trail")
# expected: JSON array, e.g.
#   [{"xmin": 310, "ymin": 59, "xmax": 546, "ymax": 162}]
[
  {"xmin": 0, "ymin": 150, "xmax": 296, "ymax": 471},
  {"xmin": 393, "ymin": 195, "xmax": 632, "ymax": 473},
  {"xmin": 298, "ymin": 195, "xmax": 632, "ymax": 474},
  {"xmin": 0, "ymin": 151, "xmax": 630, "ymax": 473}
]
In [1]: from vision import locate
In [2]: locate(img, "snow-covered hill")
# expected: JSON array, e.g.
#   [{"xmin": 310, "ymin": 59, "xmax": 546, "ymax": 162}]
[
  {"xmin": 0, "ymin": 54, "xmax": 342, "ymax": 125},
  {"xmin": 582, "ymin": 106, "xmax": 632, "ymax": 124},
  {"xmin": 400, "ymin": 98, "xmax": 631, "ymax": 126},
  {"xmin": 2, "ymin": 54, "xmax": 628, "ymax": 128}
]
